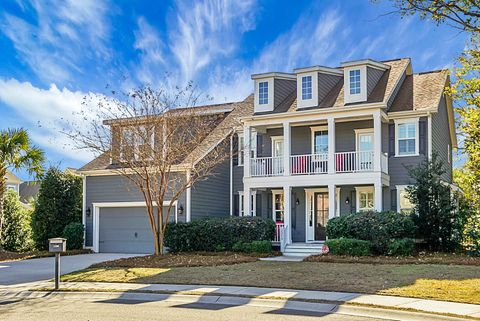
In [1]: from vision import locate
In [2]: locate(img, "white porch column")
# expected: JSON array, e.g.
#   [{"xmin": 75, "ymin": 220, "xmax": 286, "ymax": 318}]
[
  {"xmin": 374, "ymin": 180, "xmax": 383, "ymax": 212},
  {"xmin": 283, "ymin": 185, "xmax": 292, "ymax": 244},
  {"xmin": 185, "ymin": 169, "xmax": 192, "ymax": 222},
  {"xmin": 283, "ymin": 121, "xmax": 291, "ymax": 176},
  {"xmin": 373, "ymin": 111, "xmax": 382, "ymax": 172},
  {"xmin": 328, "ymin": 184, "xmax": 336, "ymax": 219},
  {"xmin": 243, "ymin": 124, "xmax": 251, "ymax": 178},
  {"xmin": 327, "ymin": 117, "xmax": 335, "ymax": 174},
  {"xmin": 244, "ymin": 185, "xmax": 251, "ymax": 217}
]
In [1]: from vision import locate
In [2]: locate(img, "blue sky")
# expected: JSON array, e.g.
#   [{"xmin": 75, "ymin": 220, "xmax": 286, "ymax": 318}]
[{"xmin": 0, "ymin": 0, "xmax": 467, "ymax": 179}]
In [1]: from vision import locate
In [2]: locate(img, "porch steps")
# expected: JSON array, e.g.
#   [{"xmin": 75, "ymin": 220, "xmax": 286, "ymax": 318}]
[{"xmin": 282, "ymin": 242, "xmax": 325, "ymax": 257}]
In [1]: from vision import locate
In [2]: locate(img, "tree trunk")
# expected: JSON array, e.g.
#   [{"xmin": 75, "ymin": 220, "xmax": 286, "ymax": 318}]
[{"xmin": 0, "ymin": 165, "xmax": 7, "ymax": 248}]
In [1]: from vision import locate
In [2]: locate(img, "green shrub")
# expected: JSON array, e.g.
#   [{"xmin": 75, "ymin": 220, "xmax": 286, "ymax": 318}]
[
  {"xmin": 32, "ymin": 168, "xmax": 82, "ymax": 250},
  {"xmin": 0, "ymin": 190, "xmax": 34, "ymax": 252},
  {"xmin": 62, "ymin": 222, "xmax": 84, "ymax": 250},
  {"xmin": 326, "ymin": 211, "xmax": 416, "ymax": 254},
  {"xmin": 325, "ymin": 238, "xmax": 371, "ymax": 256},
  {"xmin": 387, "ymin": 238, "xmax": 415, "ymax": 256},
  {"xmin": 165, "ymin": 217, "xmax": 276, "ymax": 252},
  {"xmin": 233, "ymin": 240, "xmax": 272, "ymax": 253}
]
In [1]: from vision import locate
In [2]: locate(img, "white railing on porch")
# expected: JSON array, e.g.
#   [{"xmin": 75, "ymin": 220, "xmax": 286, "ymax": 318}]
[
  {"xmin": 279, "ymin": 224, "xmax": 288, "ymax": 252},
  {"xmin": 250, "ymin": 156, "xmax": 284, "ymax": 177},
  {"xmin": 335, "ymin": 151, "xmax": 375, "ymax": 173},
  {"xmin": 274, "ymin": 222, "xmax": 285, "ymax": 242},
  {"xmin": 290, "ymin": 153, "xmax": 328, "ymax": 175}
]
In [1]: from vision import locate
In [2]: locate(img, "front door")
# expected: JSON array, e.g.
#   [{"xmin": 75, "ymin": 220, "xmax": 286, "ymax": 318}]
[
  {"xmin": 314, "ymin": 192, "xmax": 329, "ymax": 241},
  {"xmin": 356, "ymin": 131, "xmax": 374, "ymax": 170},
  {"xmin": 272, "ymin": 137, "xmax": 284, "ymax": 175}
]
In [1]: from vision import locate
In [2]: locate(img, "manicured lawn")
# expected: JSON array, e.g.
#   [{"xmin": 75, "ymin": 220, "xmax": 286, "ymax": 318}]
[
  {"xmin": 0, "ymin": 249, "xmax": 92, "ymax": 262},
  {"xmin": 62, "ymin": 260, "xmax": 480, "ymax": 305}
]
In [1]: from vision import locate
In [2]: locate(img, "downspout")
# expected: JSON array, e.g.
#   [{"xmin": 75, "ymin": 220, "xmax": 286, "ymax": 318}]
[
  {"xmin": 427, "ymin": 112, "xmax": 432, "ymax": 160},
  {"xmin": 82, "ymin": 174, "xmax": 86, "ymax": 248},
  {"xmin": 229, "ymin": 134, "xmax": 233, "ymax": 216}
]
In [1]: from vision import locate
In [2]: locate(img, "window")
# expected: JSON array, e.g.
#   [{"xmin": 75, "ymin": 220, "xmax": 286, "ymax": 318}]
[
  {"xmin": 349, "ymin": 69, "xmax": 361, "ymax": 95},
  {"xmin": 356, "ymin": 187, "xmax": 374, "ymax": 212},
  {"xmin": 396, "ymin": 120, "xmax": 418, "ymax": 156},
  {"xmin": 397, "ymin": 186, "xmax": 414, "ymax": 213},
  {"xmin": 259, "ymin": 81, "xmax": 268, "ymax": 105},
  {"xmin": 313, "ymin": 130, "xmax": 328, "ymax": 154},
  {"xmin": 120, "ymin": 126, "xmax": 154, "ymax": 161},
  {"xmin": 6, "ymin": 184, "xmax": 17, "ymax": 192},
  {"xmin": 301, "ymin": 75, "xmax": 312, "ymax": 100},
  {"xmin": 238, "ymin": 192, "xmax": 244, "ymax": 216},
  {"xmin": 238, "ymin": 191, "xmax": 256, "ymax": 216},
  {"xmin": 272, "ymin": 191, "xmax": 284, "ymax": 223},
  {"xmin": 238, "ymin": 134, "xmax": 244, "ymax": 166}
]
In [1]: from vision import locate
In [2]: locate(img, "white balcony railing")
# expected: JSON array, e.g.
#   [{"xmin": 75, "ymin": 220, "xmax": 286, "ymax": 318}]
[
  {"xmin": 335, "ymin": 151, "xmax": 374, "ymax": 173},
  {"xmin": 250, "ymin": 156, "xmax": 284, "ymax": 177},
  {"xmin": 290, "ymin": 153, "xmax": 328, "ymax": 175},
  {"xmin": 250, "ymin": 151, "xmax": 388, "ymax": 177},
  {"xmin": 274, "ymin": 222, "xmax": 284, "ymax": 242}
]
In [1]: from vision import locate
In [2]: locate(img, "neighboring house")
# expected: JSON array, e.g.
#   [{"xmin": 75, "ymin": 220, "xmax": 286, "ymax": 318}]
[
  {"xmin": 6, "ymin": 170, "xmax": 22, "ymax": 194},
  {"xmin": 79, "ymin": 57, "xmax": 456, "ymax": 255}
]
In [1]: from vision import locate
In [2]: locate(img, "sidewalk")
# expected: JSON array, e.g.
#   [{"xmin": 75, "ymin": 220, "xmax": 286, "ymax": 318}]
[{"xmin": 7, "ymin": 281, "xmax": 480, "ymax": 319}]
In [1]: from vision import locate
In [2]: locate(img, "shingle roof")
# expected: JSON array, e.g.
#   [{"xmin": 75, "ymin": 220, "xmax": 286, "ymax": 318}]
[
  {"xmin": 390, "ymin": 70, "xmax": 448, "ymax": 112},
  {"xmin": 79, "ymin": 97, "xmax": 254, "ymax": 172}
]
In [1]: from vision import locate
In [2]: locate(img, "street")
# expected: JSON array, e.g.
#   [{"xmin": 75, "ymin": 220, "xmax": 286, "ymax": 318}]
[{"xmin": 0, "ymin": 291, "xmax": 463, "ymax": 321}]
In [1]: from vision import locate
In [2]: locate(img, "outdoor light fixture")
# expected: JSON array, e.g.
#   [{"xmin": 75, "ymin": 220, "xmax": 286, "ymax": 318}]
[
  {"xmin": 86, "ymin": 207, "xmax": 91, "ymax": 217},
  {"xmin": 178, "ymin": 205, "xmax": 184, "ymax": 215},
  {"xmin": 345, "ymin": 197, "xmax": 350, "ymax": 205},
  {"xmin": 295, "ymin": 198, "xmax": 300, "ymax": 205}
]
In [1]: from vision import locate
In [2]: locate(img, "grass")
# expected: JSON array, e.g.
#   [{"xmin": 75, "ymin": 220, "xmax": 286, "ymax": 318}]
[
  {"xmin": 0, "ymin": 249, "xmax": 92, "ymax": 262},
  {"xmin": 62, "ymin": 260, "xmax": 480, "ymax": 305}
]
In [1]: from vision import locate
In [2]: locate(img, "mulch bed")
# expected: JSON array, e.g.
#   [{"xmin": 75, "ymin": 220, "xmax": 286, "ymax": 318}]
[
  {"xmin": 0, "ymin": 249, "xmax": 92, "ymax": 262},
  {"xmin": 90, "ymin": 252, "xmax": 265, "ymax": 268},
  {"xmin": 304, "ymin": 252, "xmax": 480, "ymax": 266}
]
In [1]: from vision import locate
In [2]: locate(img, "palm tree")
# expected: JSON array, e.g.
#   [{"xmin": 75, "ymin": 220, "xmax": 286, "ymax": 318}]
[{"xmin": 0, "ymin": 128, "xmax": 45, "ymax": 246}]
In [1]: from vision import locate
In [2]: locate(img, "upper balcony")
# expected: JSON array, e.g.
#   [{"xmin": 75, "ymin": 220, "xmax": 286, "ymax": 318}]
[{"xmin": 242, "ymin": 110, "xmax": 390, "ymax": 180}]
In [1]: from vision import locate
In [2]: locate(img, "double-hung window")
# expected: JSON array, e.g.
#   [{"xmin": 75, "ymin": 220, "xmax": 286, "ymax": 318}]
[
  {"xmin": 302, "ymin": 75, "xmax": 312, "ymax": 100},
  {"xmin": 396, "ymin": 120, "xmax": 418, "ymax": 156},
  {"xmin": 349, "ymin": 69, "xmax": 361, "ymax": 95},
  {"xmin": 259, "ymin": 81, "xmax": 268, "ymax": 105},
  {"xmin": 238, "ymin": 134, "xmax": 244, "ymax": 166},
  {"xmin": 397, "ymin": 186, "xmax": 414, "ymax": 213},
  {"xmin": 356, "ymin": 187, "xmax": 374, "ymax": 212},
  {"xmin": 313, "ymin": 130, "xmax": 328, "ymax": 154}
]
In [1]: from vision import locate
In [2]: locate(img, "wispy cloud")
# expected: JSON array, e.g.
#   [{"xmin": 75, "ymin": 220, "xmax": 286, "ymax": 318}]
[
  {"xmin": 0, "ymin": 78, "xmax": 97, "ymax": 162},
  {"xmin": 0, "ymin": 0, "xmax": 112, "ymax": 84}
]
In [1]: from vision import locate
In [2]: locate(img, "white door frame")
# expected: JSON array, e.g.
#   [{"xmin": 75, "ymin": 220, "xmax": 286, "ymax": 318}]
[
  {"xmin": 271, "ymin": 189, "xmax": 284, "ymax": 223},
  {"xmin": 92, "ymin": 201, "xmax": 177, "ymax": 253},
  {"xmin": 354, "ymin": 128, "xmax": 374, "ymax": 151},
  {"xmin": 304, "ymin": 188, "xmax": 340, "ymax": 242}
]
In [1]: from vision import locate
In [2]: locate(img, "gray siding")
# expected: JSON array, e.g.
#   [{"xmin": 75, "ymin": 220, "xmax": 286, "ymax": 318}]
[
  {"xmin": 274, "ymin": 79, "xmax": 296, "ymax": 109},
  {"xmin": 367, "ymin": 67, "xmax": 385, "ymax": 97},
  {"xmin": 191, "ymin": 160, "xmax": 230, "ymax": 219},
  {"xmin": 291, "ymin": 126, "xmax": 312, "ymax": 155},
  {"xmin": 318, "ymin": 73, "xmax": 342, "ymax": 106},
  {"xmin": 232, "ymin": 166, "xmax": 243, "ymax": 193},
  {"xmin": 84, "ymin": 174, "xmax": 186, "ymax": 247},
  {"xmin": 431, "ymin": 96, "xmax": 453, "ymax": 183}
]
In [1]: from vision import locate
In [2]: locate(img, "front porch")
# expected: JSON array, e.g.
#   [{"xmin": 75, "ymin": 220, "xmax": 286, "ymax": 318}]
[{"xmin": 242, "ymin": 183, "xmax": 387, "ymax": 252}]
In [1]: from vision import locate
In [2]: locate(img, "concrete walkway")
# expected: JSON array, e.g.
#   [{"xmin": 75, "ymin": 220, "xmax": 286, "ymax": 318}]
[
  {"xmin": 0, "ymin": 253, "xmax": 139, "ymax": 286},
  {"xmin": 11, "ymin": 281, "xmax": 480, "ymax": 319}
]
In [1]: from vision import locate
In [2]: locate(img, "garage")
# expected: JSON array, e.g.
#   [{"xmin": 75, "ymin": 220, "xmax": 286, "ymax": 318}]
[{"xmin": 96, "ymin": 204, "xmax": 176, "ymax": 254}]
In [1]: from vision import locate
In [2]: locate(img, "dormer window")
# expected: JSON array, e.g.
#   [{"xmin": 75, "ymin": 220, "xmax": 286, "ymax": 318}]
[
  {"xmin": 259, "ymin": 81, "xmax": 268, "ymax": 105},
  {"xmin": 349, "ymin": 69, "xmax": 361, "ymax": 95},
  {"xmin": 301, "ymin": 76, "xmax": 312, "ymax": 100}
]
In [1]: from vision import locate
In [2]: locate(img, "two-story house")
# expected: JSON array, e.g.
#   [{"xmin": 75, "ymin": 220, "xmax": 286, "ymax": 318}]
[{"xmin": 79, "ymin": 57, "xmax": 456, "ymax": 255}]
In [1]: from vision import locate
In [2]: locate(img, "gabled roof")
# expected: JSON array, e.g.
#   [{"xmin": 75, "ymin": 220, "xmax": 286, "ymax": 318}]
[{"xmin": 6, "ymin": 170, "xmax": 22, "ymax": 184}]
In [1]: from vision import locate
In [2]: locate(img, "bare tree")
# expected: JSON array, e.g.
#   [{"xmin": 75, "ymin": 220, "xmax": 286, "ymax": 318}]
[{"xmin": 66, "ymin": 84, "xmax": 237, "ymax": 255}]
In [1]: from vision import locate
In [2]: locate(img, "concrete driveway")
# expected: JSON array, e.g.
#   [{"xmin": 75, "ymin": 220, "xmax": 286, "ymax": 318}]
[{"xmin": 0, "ymin": 253, "xmax": 140, "ymax": 286}]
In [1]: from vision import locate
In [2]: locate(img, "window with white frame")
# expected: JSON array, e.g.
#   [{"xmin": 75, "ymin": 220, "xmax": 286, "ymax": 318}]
[
  {"xmin": 313, "ymin": 130, "xmax": 328, "ymax": 154},
  {"xmin": 356, "ymin": 187, "xmax": 374, "ymax": 212},
  {"xmin": 238, "ymin": 134, "xmax": 244, "ymax": 166},
  {"xmin": 238, "ymin": 191, "xmax": 256, "ymax": 216},
  {"xmin": 120, "ymin": 126, "xmax": 154, "ymax": 161},
  {"xmin": 238, "ymin": 192, "xmax": 244, "ymax": 216},
  {"xmin": 272, "ymin": 191, "xmax": 284, "ymax": 223},
  {"xmin": 6, "ymin": 184, "xmax": 17, "ymax": 192},
  {"xmin": 301, "ymin": 75, "xmax": 312, "ymax": 100},
  {"xmin": 349, "ymin": 69, "xmax": 361, "ymax": 95},
  {"xmin": 259, "ymin": 81, "xmax": 268, "ymax": 105},
  {"xmin": 397, "ymin": 185, "xmax": 414, "ymax": 213},
  {"xmin": 396, "ymin": 119, "xmax": 418, "ymax": 156}
]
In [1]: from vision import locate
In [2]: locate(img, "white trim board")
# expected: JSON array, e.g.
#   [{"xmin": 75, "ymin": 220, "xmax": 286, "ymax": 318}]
[{"xmin": 91, "ymin": 201, "xmax": 177, "ymax": 253}]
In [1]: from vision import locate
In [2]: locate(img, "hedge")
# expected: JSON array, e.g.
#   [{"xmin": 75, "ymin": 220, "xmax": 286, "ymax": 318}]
[
  {"xmin": 325, "ymin": 238, "xmax": 372, "ymax": 256},
  {"xmin": 165, "ymin": 217, "xmax": 276, "ymax": 252},
  {"xmin": 62, "ymin": 222, "xmax": 84, "ymax": 250},
  {"xmin": 326, "ymin": 211, "xmax": 416, "ymax": 254},
  {"xmin": 388, "ymin": 238, "xmax": 415, "ymax": 256}
]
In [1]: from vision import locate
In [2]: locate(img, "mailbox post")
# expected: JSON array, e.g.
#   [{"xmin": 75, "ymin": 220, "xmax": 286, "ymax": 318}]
[{"xmin": 48, "ymin": 238, "xmax": 66, "ymax": 290}]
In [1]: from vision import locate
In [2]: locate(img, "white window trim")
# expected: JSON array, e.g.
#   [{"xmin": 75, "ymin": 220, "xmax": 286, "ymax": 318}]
[
  {"xmin": 120, "ymin": 126, "xmax": 155, "ymax": 161},
  {"xmin": 238, "ymin": 190, "xmax": 256, "ymax": 217},
  {"xmin": 238, "ymin": 191, "xmax": 244, "ymax": 216},
  {"xmin": 271, "ymin": 189, "xmax": 284, "ymax": 223},
  {"xmin": 395, "ymin": 118, "xmax": 420, "ymax": 157},
  {"xmin": 271, "ymin": 136, "xmax": 284, "ymax": 157},
  {"xmin": 237, "ymin": 133, "xmax": 244, "ymax": 166},
  {"xmin": 355, "ymin": 186, "xmax": 375, "ymax": 212},
  {"xmin": 354, "ymin": 128, "xmax": 374, "ymax": 152},
  {"xmin": 297, "ymin": 72, "xmax": 319, "ymax": 108},
  {"xmin": 254, "ymin": 78, "xmax": 274, "ymax": 112},
  {"xmin": 447, "ymin": 144, "xmax": 451, "ymax": 164},
  {"xmin": 344, "ymin": 65, "xmax": 367, "ymax": 104},
  {"xmin": 396, "ymin": 185, "xmax": 414, "ymax": 213},
  {"xmin": 310, "ymin": 126, "xmax": 328, "ymax": 154}
]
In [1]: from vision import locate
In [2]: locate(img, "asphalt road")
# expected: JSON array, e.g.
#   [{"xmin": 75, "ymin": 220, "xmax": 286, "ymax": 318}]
[
  {"xmin": 0, "ymin": 291, "xmax": 463, "ymax": 321},
  {"xmin": 0, "ymin": 253, "xmax": 139, "ymax": 285}
]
